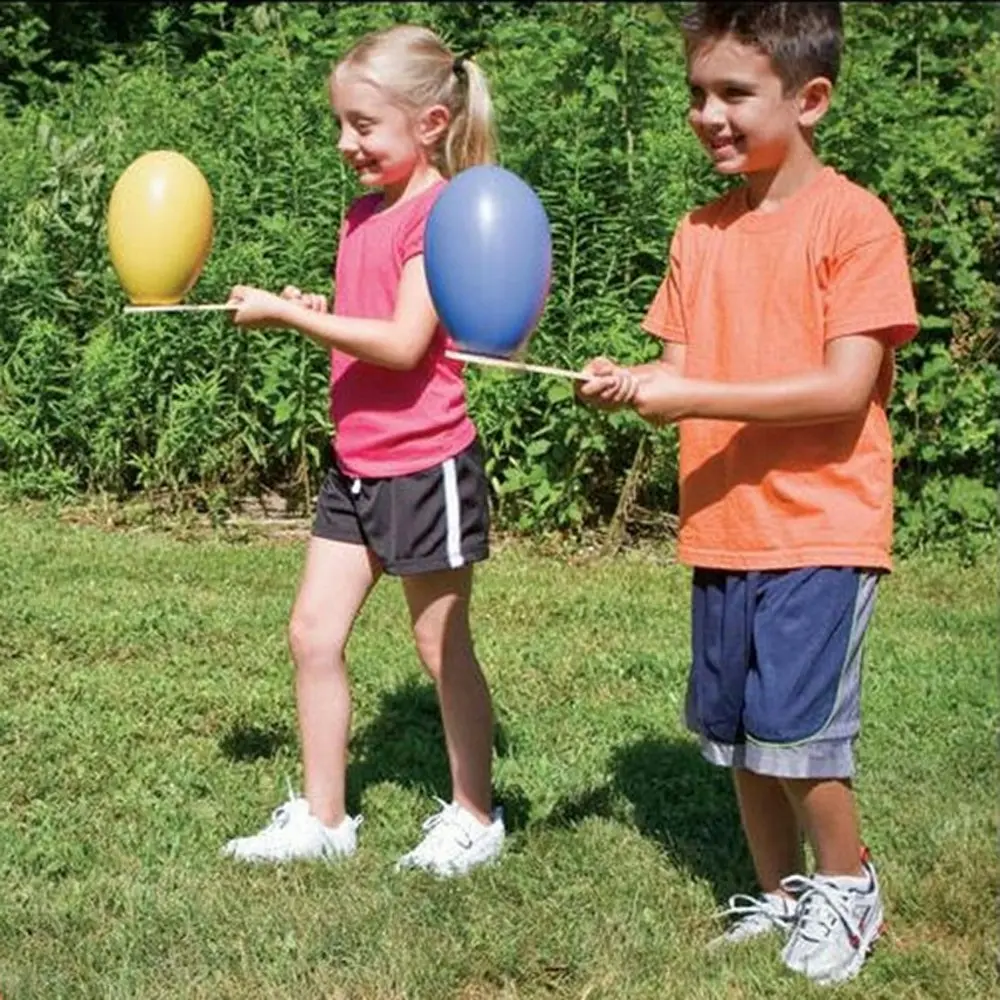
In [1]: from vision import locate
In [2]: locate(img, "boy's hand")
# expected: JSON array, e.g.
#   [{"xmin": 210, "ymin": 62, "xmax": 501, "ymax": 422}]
[
  {"xmin": 227, "ymin": 285, "xmax": 293, "ymax": 328},
  {"xmin": 280, "ymin": 286, "xmax": 329, "ymax": 313},
  {"xmin": 576, "ymin": 357, "xmax": 639, "ymax": 411},
  {"xmin": 632, "ymin": 365, "xmax": 691, "ymax": 424}
]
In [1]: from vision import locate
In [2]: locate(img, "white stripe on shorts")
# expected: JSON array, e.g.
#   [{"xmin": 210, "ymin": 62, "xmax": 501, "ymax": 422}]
[{"xmin": 442, "ymin": 458, "xmax": 464, "ymax": 569}]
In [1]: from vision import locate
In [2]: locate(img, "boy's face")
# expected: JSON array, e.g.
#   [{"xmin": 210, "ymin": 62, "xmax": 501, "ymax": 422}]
[{"xmin": 686, "ymin": 35, "xmax": 813, "ymax": 176}]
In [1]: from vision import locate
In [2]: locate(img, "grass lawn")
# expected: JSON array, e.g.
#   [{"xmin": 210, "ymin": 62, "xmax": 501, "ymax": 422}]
[{"xmin": 0, "ymin": 504, "xmax": 995, "ymax": 999}]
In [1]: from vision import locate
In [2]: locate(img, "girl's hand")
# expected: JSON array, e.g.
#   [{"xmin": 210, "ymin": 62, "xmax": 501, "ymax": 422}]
[
  {"xmin": 227, "ymin": 285, "xmax": 292, "ymax": 328},
  {"xmin": 576, "ymin": 356, "xmax": 639, "ymax": 411},
  {"xmin": 280, "ymin": 285, "xmax": 329, "ymax": 313}
]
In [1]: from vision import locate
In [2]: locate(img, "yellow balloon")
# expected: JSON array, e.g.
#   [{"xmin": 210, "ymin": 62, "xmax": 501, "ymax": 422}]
[{"xmin": 107, "ymin": 150, "xmax": 214, "ymax": 305}]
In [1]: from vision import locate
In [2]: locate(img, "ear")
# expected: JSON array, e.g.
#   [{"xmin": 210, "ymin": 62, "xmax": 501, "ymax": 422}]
[
  {"xmin": 797, "ymin": 76, "xmax": 833, "ymax": 128},
  {"xmin": 416, "ymin": 104, "xmax": 450, "ymax": 148}
]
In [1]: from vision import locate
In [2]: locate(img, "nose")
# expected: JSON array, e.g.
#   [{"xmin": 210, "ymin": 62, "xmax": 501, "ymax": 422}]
[
  {"xmin": 337, "ymin": 127, "xmax": 356, "ymax": 155},
  {"xmin": 698, "ymin": 94, "xmax": 727, "ymax": 128}
]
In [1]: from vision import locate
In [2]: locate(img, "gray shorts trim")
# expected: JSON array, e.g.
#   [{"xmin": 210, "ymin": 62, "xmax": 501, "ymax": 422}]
[{"xmin": 695, "ymin": 734, "xmax": 859, "ymax": 779}]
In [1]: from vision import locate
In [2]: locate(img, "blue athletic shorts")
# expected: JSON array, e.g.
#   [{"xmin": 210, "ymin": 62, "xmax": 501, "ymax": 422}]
[{"xmin": 686, "ymin": 566, "xmax": 879, "ymax": 779}]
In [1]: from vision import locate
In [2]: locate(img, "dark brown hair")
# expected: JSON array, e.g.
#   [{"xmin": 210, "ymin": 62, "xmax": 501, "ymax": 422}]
[{"xmin": 681, "ymin": 2, "xmax": 843, "ymax": 92}]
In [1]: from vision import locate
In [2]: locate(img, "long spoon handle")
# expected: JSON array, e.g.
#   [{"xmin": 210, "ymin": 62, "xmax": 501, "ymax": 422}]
[{"xmin": 121, "ymin": 305, "xmax": 589, "ymax": 382}]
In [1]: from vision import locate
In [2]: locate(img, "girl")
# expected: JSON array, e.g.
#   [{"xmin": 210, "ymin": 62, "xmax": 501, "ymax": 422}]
[{"xmin": 222, "ymin": 24, "xmax": 504, "ymax": 877}]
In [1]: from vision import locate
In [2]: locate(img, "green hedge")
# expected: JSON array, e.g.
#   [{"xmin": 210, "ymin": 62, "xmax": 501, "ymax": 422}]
[{"xmin": 1, "ymin": 2, "xmax": 996, "ymax": 554}]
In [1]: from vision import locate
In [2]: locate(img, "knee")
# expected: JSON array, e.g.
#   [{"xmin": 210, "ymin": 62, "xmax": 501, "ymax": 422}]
[
  {"xmin": 411, "ymin": 618, "xmax": 476, "ymax": 683},
  {"xmin": 411, "ymin": 621, "xmax": 445, "ymax": 681},
  {"xmin": 288, "ymin": 608, "xmax": 347, "ymax": 671}
]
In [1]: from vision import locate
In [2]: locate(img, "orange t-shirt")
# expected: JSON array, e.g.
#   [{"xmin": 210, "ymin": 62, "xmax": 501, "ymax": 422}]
[{"xmin": 642, "ymin": 166, "xmax": 918, "ymax": 572}]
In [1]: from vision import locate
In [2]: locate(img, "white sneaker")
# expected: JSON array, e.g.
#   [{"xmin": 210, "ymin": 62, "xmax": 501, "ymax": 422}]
[
  {"xmin": 707, "ymin": 891, "xmax": 798, "ymax": 949},
  {"xmin": 222, "ymin": 793, "xmax": 362, "ymax": 863},
  {"xmin": 395, "ymin": 798, "xmax": 505, "ymax": 877},
  {"xmin": 780, "ymin": 855, "xmax": 885, "ymax": 984}
]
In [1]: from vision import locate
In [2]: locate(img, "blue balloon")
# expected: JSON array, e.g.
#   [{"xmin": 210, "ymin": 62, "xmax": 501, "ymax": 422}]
[{"xmin": 425, "ymin": 165, "xmax": 552, "ymax": 358}]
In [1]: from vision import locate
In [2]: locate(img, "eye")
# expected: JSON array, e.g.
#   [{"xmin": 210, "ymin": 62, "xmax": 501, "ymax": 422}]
[
  {"xmin": 687, "ymin": 85, "xmax": 705, "ymax": 108},
  {"xmin": 723, "ymin": 86, "xmax": 753, "ymax": 101}
]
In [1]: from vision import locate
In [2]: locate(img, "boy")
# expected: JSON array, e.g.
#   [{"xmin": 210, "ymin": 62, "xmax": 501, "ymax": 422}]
[{"xmin": 578, "ymin": 1, "xmax": 918, "ymax": 986}]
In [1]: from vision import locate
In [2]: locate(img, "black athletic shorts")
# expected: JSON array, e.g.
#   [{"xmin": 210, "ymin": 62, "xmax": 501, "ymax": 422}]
[{"xmin": 312, "ymin": 438, "xmax": 490, "ymax": 576}]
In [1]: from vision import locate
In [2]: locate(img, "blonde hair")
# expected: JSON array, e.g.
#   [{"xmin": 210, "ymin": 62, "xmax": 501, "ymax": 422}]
[{"xmin": 332, "ymin": 25, "xmax": 496, "ymax": 177}]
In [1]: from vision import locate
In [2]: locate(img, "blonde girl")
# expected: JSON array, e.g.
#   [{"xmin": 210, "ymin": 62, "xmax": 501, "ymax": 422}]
[{"xmin": 223, "ymin": 25, "xmax": 503, "ymax": 877}]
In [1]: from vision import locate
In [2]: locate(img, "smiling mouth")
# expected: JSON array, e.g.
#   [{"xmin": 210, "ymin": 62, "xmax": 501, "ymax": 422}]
[{"xmin": 345, "ymin": 156, "xmax": 377, "ymax": 171}]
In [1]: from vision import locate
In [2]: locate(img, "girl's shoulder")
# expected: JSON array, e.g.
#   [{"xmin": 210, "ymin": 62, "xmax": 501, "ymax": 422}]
[
  {"xmin": 343, "ymin": 192, "xmax": 384, "ymax": 231},
  {"xmin": 340, "ymin": 181, "xmax": 448, "ymax": 247}
]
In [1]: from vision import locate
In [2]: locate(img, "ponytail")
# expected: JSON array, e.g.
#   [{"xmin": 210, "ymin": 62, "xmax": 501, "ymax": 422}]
[
  {"xmin": 334, "ymin": 25, "xmax": 498, "ymax": 178},
  {"xmin": 443, "ymin": 57, "xmax": 496, "ymax": 175}
]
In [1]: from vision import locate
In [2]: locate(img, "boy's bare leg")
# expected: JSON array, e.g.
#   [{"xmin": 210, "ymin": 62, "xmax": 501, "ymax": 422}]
[
  {"xmin": 734, "ymin": 768, "xmax": 804, "ymax": 894},
  {"xmin": 782, "ymin": 777, "xmax": 864, "ymax": 877}
]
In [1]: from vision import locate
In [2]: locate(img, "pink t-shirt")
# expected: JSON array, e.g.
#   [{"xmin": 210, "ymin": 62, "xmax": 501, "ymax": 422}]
[{"xmin": 329, "ymin": 181, "xmax": 476, "ymax": 478}]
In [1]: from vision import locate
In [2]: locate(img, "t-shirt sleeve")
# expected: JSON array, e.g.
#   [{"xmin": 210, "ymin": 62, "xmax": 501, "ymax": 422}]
[
  {"xmin": 333, "ymin": 196, "xmax": 376, "ymax": 277},
  {"xmin": 824, "ymin": 199, "xmax": 919, "ymax": 348},
  {"xmin": 331, "ymin": 215, "xmax": 349, "ymax": 278},
  {"xmin": 641, "ymin": 220, "xmax": 689, "ymax": 344},
  {"xmin": 398, "ymin": 199, "xmax": 432, "ymax": 265}
]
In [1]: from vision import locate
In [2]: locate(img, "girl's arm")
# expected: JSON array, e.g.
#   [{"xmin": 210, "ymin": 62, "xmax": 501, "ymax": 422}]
[{"xmin": 228, "ymin": 255, "xmax": 439, "ymax": 371}]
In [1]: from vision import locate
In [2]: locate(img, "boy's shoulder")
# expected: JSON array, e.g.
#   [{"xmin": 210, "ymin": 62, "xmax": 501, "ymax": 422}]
[
  {"xmin": 810, "ymin": 168, "xmax": 905, "ymax": 237},
  {"xmin": 683, "ymin": 184, "xmax": 742, "ymax": 230},
  {"xmin": 680, "ymin": 168, "xmax": 903, "ymax": 240}
]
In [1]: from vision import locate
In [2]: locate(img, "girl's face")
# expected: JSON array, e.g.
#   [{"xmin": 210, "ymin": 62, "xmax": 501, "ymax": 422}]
[
  {"xmin": 331, "ymin": 72, "xmax": 425, "ymax": 191},
  {"xmin": 686, "ymin": 35, "xmax": 807, "ymax": 177}
]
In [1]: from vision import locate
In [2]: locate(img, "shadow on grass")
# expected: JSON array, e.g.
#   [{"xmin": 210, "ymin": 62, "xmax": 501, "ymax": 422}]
[
  {"xmin": 219, "ymin": 719, "xmax": 296, "ymax": 762},
  {"xmin": 344, "ymin": 677, "xmax": 527, "ymax": 825},
  {"xmin": 546, "ymin": 736, "xmax": 754, "ymax": 903},
  {"xmin": 345, "ymin": 678, "xmax": 451, "ymax": 814},
  {"xmin": 216, "ymin": 691, "xmax": 750, "ymax": 897},
  {"xmin": 217, "ymin": 676, "xmax": 529, "ymax": 824}
]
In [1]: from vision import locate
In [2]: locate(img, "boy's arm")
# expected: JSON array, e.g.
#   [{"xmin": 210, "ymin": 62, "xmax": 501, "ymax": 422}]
[
  {"xmin": 661, "ymin": 340, "xmax": 686, "ymax": 371},
  {"xmin": 227, "ymin": 256, "xmax": 438, "ymax": 371},
  {"xmin": 632, "ymin": 329, "xmax": 903, "ymax": 425},
  {"xmin": 577, "ymin": 339, "xmax": 686, "ymax": 410}
]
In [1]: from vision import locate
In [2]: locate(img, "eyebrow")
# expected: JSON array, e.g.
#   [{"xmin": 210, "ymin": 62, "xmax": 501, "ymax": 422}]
[{"xmin": 687, "ymin": 76, "xmax": 758, "ymax": 90}]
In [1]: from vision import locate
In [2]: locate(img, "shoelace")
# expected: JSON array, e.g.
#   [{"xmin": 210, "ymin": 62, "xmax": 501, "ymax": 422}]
[
  {"xmin": 782, "ymin": 875, "xmax": 863, "ymax": 950},
  {"xmin": 258, "ymin": 783, "xmax": 363, "ymax": 838},
  {"xmin": 413, "ymin": 799, "xmax": 474, "ymax": 853},
  {"xmin": 717, "ymin": 893, "xmax": 793, "ymax": 928},
  {"xmin": 260, "ymin": 781, "xmax": 305, "ymax": 834},
  {"xmin": 263, "ymin": 801, "xmax": 298, "ymax": 832},
  {"xmin": 418, "ymin": 797, "xmax": 453, "ymax": 831}
]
